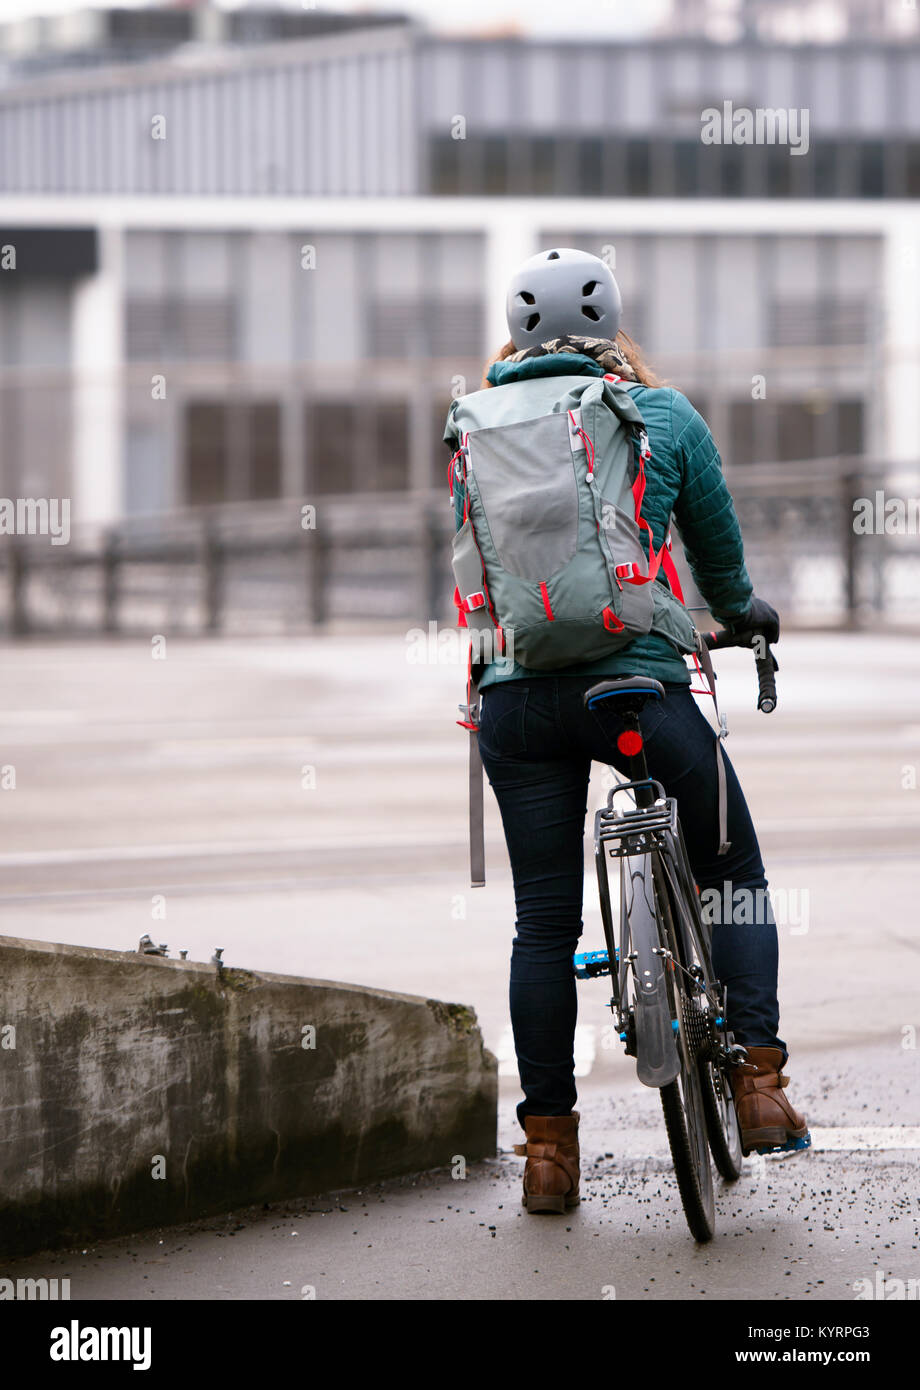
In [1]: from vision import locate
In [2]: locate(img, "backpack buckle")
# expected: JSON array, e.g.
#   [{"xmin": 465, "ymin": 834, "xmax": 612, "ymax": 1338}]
[{"xmin": 457, "ymin": 700, "xmax": 479, "ymax": 731}]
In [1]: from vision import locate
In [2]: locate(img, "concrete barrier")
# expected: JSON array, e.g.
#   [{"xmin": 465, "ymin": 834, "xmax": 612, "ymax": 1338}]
[{"xmin": 0, "ymin": 936, "xmax": 497, "ymax": 1256}]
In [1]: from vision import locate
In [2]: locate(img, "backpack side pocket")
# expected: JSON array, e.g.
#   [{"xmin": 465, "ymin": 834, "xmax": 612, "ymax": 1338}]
[{"xmin": 451, "ymin": 518, "xmax": 495, "ymax": 636}]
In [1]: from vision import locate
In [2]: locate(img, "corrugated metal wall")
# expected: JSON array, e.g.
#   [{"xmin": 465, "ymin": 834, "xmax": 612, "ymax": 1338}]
[
  {"xmin": 417, "ymin": 38, "xmax": 920, "ymax": 137},
  {"xmin": 0, "ymin": 27, "xmax": 418, "ymax": 195},
  {"xmin": 4, "ymin": 32, "xmax": 920, "ymax": 197}
]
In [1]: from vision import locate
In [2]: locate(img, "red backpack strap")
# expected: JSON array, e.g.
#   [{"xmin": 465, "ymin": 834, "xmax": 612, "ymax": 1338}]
[{"xmin": 660, "ymin": 532, "xmax": 685, "ymax": 603}]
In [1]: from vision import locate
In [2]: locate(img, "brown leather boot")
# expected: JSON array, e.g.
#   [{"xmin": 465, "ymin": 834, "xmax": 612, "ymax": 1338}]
[
  {"xmin": 729, "ymin": 1046, "xmax": 809, "ymax": 1155},
  {"xmin": 513, "ymin": 1112, "xmax": 580, "ymax": 1213}
]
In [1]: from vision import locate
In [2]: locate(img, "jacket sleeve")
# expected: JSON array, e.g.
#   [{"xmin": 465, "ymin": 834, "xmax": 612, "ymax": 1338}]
[{"xmin": 668, "ymin": 389, "xmax": 753, "ymax": 622}]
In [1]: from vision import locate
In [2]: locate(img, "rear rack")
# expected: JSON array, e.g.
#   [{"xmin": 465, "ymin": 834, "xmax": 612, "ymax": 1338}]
[{"xmin": 595, "ymin": 779, "xmax": 678, "ymax": 858}]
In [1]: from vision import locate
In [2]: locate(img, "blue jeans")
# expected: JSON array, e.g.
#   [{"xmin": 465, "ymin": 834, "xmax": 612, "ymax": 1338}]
[{"xmin": 476, "ymin": 676, "xmax": 786, "ymax": 1128}]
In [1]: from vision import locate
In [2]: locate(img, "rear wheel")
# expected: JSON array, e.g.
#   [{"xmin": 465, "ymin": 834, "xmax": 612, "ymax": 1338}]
[
  {"xmin": 660, "ymin": 1064, "xmax": 715, "ymax": 1243},
  {"xmin": 658, "ymin": 850, "xmax": 743, "ymax": 1183},
  {"xmin": 653, "ymin": 857, "xmax": 716, "ymax": 1242}
]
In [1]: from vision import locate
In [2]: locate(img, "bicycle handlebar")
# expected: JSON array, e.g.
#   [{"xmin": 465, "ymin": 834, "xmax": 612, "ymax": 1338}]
[{"xmin": 701, "ymin": 628, "xmax": 778, "ymax": 714}]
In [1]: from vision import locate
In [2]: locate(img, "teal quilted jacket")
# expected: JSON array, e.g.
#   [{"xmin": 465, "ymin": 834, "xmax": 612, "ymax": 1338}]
[{"xmin": 448, "ymin": 351, "xmax": 754, "ymax": 691}]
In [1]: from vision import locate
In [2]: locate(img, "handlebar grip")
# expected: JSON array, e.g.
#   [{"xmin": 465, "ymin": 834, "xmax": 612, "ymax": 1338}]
[
  {"xmin": 755, "ymin": 647, "xmax": 778, "ymax": 714},
  {"xmin": 702, "ymin": 628, "xmax": 778, "ymax": 713}
]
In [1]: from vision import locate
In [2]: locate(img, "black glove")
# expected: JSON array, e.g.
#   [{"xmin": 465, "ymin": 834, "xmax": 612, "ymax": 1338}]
[{"xmin": 724, "ymin": 595, "xmax": 780, "ymax": 646}]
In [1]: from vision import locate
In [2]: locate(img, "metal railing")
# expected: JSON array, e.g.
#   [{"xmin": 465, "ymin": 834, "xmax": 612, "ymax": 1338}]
[{"xmin": 0, "ymin": 457, "xmax": 917, "ymax": 638}]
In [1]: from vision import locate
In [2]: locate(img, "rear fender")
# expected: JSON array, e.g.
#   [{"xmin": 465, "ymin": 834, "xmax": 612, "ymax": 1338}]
[{"xmin": 621, "ymin": 853, "xmax": 680, "ymax": 1087}]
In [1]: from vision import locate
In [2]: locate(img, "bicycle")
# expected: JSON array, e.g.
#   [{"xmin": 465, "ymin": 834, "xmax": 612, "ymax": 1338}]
[{"xmin": 573, "ymin": 627, "xmax": 809, "ymax": 1243}]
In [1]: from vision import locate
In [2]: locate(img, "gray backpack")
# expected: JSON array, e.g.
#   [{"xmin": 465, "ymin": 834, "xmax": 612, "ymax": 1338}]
[
  {"xmin": 446, "ymin": 370, "xmax": 716, "ymax": 888},
  {"xmin": 447, "ymin": 371, "xmax": 698, "ymax": 669}
]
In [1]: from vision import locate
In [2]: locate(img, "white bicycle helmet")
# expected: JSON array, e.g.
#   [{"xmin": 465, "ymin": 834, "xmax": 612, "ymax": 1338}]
[{"xmin": 505, "ymin": 247, "xmax": 622, "ymax": 350}]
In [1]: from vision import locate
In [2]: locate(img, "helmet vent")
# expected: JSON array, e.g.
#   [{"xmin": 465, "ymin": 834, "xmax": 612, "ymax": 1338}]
[
  {"xmin": 582, "ymin": 280, "xmax": 598, "ymax": 295},
  {"xmin": 581, "ymin": 305, "xmax": 601, "ymax": 321},
  {"xmin": 524, "ymin": 312, "xmax": 541, "ymax": 331},
  {"xmin": 517, "ymin": 291, "xmax": 536, "ymax": 305},
  {"xmin": 546, "ymin": 250, "xmax": 560, "ymax": 260}
]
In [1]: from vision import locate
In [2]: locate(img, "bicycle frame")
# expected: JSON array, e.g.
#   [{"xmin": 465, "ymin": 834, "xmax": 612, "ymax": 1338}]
[
  {"xmin": 576, "ymin": 638, "xmax": 786, "ymax": 1238},
  {"xmin": 591, "ymin": 713, "xmax": 729, "ymax": 1088}
]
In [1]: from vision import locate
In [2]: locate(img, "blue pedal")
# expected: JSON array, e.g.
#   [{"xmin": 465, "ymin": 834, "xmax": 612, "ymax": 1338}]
[
  {"xmin": 573, "ymin": 950, "xmax": 613, "ymax": 979},
  {"xmin": 749, "ymin": 1131, "xmax": 812, "ymax": 1156}
]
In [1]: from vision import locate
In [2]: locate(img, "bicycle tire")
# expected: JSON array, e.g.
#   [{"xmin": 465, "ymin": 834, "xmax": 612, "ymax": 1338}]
[
  {"xmin": 659, "ymin": 837, "xmax": 744, "ymax": 1182},
  {"xmin": 652, "ymin": 853, "xmax": 716, "ymax": 1242},
  {"xmin": 698, "ymin": 1050, "xmax": 743, "ymax": 1181},
  {"xmin": 660, "ymin": 1072, "xmax": 715, "ymax": 1243}
]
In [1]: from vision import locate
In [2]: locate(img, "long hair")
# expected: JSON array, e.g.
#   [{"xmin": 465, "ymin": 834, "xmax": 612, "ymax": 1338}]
[{"xmin": 480, "ymin": 330, "xmax": 665, "ymax": 390}]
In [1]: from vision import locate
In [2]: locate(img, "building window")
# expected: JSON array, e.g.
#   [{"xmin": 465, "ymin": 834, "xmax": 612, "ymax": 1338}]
[
  {"xmin": 812, "ymin": 142, "xmax": 838, "ymax": 197},
  {"xmin": 367, "ymin": 296, "xmax": 484, "ymax": 360},
  {"xmin": 249, "ymin": 403, "xmax": 282, "ymax": 499},
  {"xmin": 127, "ymin": 296, "xmax": 236, "ymax": 361},
  {"xmin": 430, "ymin": 137, "xmax": 463, "ymax": 194},
  {"xmin": 837, "ymin": 399, "xmax": 864, "ymax": 455},
  {"xmin": 720, "ymin": 143, "xmax": 747, "ymax": 198},
  {"xmin": 674, "ymin": 141, "xmax": 700, "ymax": 196},
  {"xmin": 906, "ymin": 142, "xmax": 920, "ymax": 197},
  {"xmin": 858, "ymin": 141, "xmax": 885, "ymax": 198},
  {"xmin": 482, "ymin": 135, "xmax": 508, "ymax": 194},
  {"xmin": 765, "ymin": 146, "xmax": 793, "ymax": 198},
  {"xmin": 768, "ymin": 297, "xmax": 870, "ymax": 348},
  {"xmin": 727, "ymin": 398, "xmax": 865, "ymax": 466},
  {"xmin": 625, "ymin": 139, "xmax": 651, "ymax": 197},
  {"xmin": 728, "ymin": 399, "xmax": 757, "ymax": 468},
  {"xmin": 578, "ymin": 138, "xmax": 603, "ymax": 195},
  {"xmin": 184, "ymin": 399, "xmax": 281, "ymax": 505},
  {"xmin": 309, "ymin": 400, "xmax": 410, "ymax": 494}
]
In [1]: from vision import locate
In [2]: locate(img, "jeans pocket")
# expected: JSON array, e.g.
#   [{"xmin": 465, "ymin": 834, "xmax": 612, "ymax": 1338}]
[
  {"xmin": 638, "ymin": 697, "xmax": 669, "ymax": 745},
  {"xmin": 478, "ymin": 683, "xmax": 529, "ymax": 759}
]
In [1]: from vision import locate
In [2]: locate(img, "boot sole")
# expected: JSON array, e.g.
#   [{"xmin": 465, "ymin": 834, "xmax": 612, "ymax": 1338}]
[
  {"xmin": 522, "ymin": 1192, "xmax": 580, "ymax": 1214},
  {"xmin": 742, "ymin": 1124, "xmax": 809, "ymax": 1156}
]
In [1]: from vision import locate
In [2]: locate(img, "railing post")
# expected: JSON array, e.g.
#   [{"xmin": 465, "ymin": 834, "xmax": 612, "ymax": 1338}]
[
  {"xmin": 203, "ymin": 522, "xmax": 223, "ymax": 634},
  {"xmin": 102, "ymin": 531, "xmax": 119, "ymax": 634},
  {"xmin": 9, "ymin": 539, "xmax": 28, "ymax": 636},
  {"xmin": 842, "ymin": 468, "xmax": 859, "ymax": 630},
  {"xmin": 422, "ymin": 498, "xmax": 444, "ymax": 622},
  {"xmin": 307, "ymin": 521, "xmax": 327, "ymax": 627}
]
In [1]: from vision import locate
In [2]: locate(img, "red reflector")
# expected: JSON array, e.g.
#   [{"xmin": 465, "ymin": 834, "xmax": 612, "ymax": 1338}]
[{"xmin": 617, "ymin": 730, "xmax": 644, "ymax": 757}]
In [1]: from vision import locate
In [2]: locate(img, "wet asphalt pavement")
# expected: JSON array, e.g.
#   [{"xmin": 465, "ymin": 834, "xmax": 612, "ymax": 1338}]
[{"xmin": 1, "ymin": 632, "xmax": 918, "ymax": 1300}]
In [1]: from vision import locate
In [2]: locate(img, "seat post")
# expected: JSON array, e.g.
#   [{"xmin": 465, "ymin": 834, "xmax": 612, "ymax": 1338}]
[
  {"xmin": 584, "ymin": 678, "xmax": 664, "ymax": 810},
  {"xmin": 615, "ymin": 711, "xmax": 655, "ymax": 807}
]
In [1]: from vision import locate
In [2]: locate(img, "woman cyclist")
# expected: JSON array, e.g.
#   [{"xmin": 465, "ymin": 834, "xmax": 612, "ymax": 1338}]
[{"xmin": 448, "ymin": 247, "xmax": 808, "ymax": 1214}]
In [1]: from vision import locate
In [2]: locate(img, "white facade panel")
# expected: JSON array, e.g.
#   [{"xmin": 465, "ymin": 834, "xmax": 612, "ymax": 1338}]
[
  {"xmin": 620, "ymin": 50, "xmax": 655, "ymax": 132},
  {"xmin": 853, "ymin": 53, "xmax": 888, "ymax": 133},
  {"xmin": 806, "ymin": 50, "xmax": 842, "ymax": 131},
  {"xmin": 712, "ymin": 236, "xmax": 761, "ymax": 351},
  {"xmin": 903, "ymin": 54, "xmax": 920, "ymax": 130},
  {"xmin": 523, "ymin": 48, "xmax": 562, "ymax": 131},
  {"xmin": 649, "ymin": 235, "xmax": 701, "ymax": 354}
]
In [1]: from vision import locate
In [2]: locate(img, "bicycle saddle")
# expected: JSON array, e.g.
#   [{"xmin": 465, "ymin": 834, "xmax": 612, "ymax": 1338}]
[{"xmin": 584, "ymin": 677, "xmax": 666, "ymax": 711}]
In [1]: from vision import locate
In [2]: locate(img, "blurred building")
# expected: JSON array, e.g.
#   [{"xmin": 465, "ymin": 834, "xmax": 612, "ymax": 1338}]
[{"xmin": 0, "ymin": 3, "xmax": 918, "ymax": 531}]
